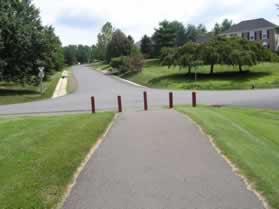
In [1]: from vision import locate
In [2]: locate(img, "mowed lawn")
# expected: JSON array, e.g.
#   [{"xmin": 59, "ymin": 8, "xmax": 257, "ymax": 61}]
[
  {"xmin": 0, "ymin": 113, "xmax": 114, "ymax": 209},
  {"xmin": 176, "ymin": 106, "xmax": 279, "ymax": 208},
  {"xmin": 91, "ymin": 62, "xmax": 112, "ymax": 72},
  {"xmin": 123, "ymin": 59, "xmax": 279, "ymax": 90},
  {"xmin": 0, "ymin": 70, "xmax": 63, "ymax": 105}
]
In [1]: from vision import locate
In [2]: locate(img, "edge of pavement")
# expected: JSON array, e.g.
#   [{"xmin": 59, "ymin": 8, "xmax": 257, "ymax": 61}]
[
  {"xmin": 55, "ymin": 113, "xmax": 119, "ymax": 209},
  {"xmin": 177, "ymin": 110, "xmax": 271, "ymax": 209}
]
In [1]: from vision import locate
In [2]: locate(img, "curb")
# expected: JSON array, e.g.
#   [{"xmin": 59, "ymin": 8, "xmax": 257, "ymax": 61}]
[{"xmin": 112, "ymin": 76, "xmax": 146, "ymax": 88}]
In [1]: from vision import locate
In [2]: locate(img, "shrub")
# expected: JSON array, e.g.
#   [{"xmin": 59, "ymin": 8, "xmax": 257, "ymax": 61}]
[
  {"xmin": 110, "ymin": 56, "xmax": 129, "ymax": 72},
  {"xmin": 128, "ymin": 53, "xmax": 144, "ymax": 72}
]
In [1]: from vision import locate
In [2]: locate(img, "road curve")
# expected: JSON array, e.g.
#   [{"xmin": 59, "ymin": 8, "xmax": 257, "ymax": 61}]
[{"xmin": 1, "ymin": 65, "xmax": 279, "ymax": 115}]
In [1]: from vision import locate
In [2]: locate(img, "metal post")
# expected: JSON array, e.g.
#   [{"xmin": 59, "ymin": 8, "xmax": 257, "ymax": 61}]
[
  {"xmin": 118, "ymin": 96, "xmax": 122, "ymax": 113},
  {"xmin": 169, "ymin": 92, "xmax": 173, "ymax": 109},
  {"xmin": 40, "ymin": 79, "xmax": 43, "ymax": 95},
  {"xmin": 91, "ymin": 96, "xmax": 96, "ymax": 113},
  {"xmin": 143, "ymin": 91, "xmax": 148, "ymax": 111},
  {"xmin": 192, "ymin": 92, "xmax": 197, "ymax": 107}
]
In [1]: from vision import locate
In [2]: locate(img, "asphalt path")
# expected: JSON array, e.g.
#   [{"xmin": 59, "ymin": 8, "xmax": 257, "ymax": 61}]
[
  {"xmin": 62, "ymin": 110, "xmax": 264, "ymax": 209},
  {"xmin": 1, "ymin": 65, "xmax": 279, "ymax": 115}
]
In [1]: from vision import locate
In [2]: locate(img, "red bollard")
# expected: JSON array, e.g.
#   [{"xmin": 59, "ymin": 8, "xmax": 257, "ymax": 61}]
[
  {"xmin": 117, "ymin": 96, "xmax": 122, "ymax": 113},
  {"xmin": 192, "ymin": 92, "xmax": 197, "ymax": 107},
  {"xmin": 143, "ymin": 91, "xmax": 148, "ymax": 111},
  {"xmin": 91, "ymin": 96, "xmax": 96, "ymax": 113},
  {"xmin": 169, "ymin": 92, "xmax": 173, "ymax": 109}
]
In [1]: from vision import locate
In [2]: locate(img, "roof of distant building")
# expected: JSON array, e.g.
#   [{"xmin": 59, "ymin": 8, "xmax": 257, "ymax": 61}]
[{"xmin": 222, "ymin": 18, "xmax": 277, "ymax": 34}]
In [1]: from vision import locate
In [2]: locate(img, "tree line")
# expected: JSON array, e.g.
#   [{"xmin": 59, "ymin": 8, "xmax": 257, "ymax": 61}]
[
  {"xmin": 140, "ymin": 19, "xmax": 233, "ymax": 58},
  {"xmin": 92, "ymin": 22, "xmax": 144, "ymax": 73},
  {"xmin": 160, "ymin": 37, "xmax": 279, "ymax": 74},
  {"xmin": 0, "ymin": 0, "xmax": 64, "ymax": 85},
  {"xmin": 63, "ymin": 45, "xmax": 96, "ymax": 66}
]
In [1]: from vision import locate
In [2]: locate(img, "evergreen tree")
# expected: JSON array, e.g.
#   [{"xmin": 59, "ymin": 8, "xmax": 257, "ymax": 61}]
[
  {"xmin": 140, "ymin": 35, "xmax": 153, "ymax": 58},
  {"xmin": 152, "ymin": 20, "xmax": 177, "ymax": 56}
]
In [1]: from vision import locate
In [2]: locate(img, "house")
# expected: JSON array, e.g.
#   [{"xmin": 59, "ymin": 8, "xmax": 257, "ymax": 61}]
[{"xmin": 221, "ymin": 18, "xmax": 279, "ymax": 51}]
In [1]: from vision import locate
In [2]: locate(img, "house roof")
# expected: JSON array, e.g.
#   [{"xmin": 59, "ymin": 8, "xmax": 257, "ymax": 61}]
[{"xmin": 222, "ymin": 18, "xmax": 278, "ymax": 34}]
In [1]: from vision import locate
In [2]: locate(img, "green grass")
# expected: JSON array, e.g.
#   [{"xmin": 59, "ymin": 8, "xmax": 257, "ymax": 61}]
[
  {"xmin": 176, "ymin": 106, "xmax": 279, "ymax": 208},
  {"xmin": 91, "ymin": 61, "xmax": 112, "ymax": 72},
  {"xmin": 0, "ymin": 112, "xmax": 114, "ymax": 209},
  {"xmin": 123, "ymin": 59, "xmax": 279, "ymax": 90},
  {"xmin": 0, "ymin": 70, "xmax": 63, "ymax": 105}
]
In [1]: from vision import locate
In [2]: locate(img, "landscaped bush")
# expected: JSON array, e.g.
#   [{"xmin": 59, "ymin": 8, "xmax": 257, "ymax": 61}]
[
  {"xmin": 110, "ymin": 56, "xmax": 129, "ymax": 72},
  {"xmin": 110, "ymin": 52, "xmax": 144, "ymax": 73},
  {"xmin": 128, "ymin": 53, "xmax": 144, "ymax": 72}
]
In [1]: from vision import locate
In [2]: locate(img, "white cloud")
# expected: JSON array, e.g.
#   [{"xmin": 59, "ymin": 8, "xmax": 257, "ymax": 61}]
[{"xmin": 33, "ymin": 0, "xmax": 279, "ymax": 46}]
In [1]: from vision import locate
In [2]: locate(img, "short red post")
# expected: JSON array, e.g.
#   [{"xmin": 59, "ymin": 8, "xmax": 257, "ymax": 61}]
[
  {"xmin": 91, "ymin": 96, "xmax": 96, "ymax": 113},
  {"xmin": 192, "ymin": 92, "xmax": 197, "ymax": 107},
  {"xmin": 117, "ymin": 96, "xmax": 122, "ymax": 113},
  {"xmin": 143, "ymin": 91, "xmax": 148, "ymax": 111},
  {"xmin": 169, "ymin": 92, "xmax": 173, "ymax": 109}
]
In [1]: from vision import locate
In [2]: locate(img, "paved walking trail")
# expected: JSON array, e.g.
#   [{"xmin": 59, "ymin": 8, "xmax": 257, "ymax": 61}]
[{"xmin": 62, "ymin": 110, "xmax": 264, "ymax": 209}]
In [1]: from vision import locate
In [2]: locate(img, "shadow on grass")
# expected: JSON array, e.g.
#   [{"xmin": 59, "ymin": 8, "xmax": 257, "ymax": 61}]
[
  {"xmin": 148, "ymin": 71, "xmax": 271, "ymax": 84},
  {"xmin": 0, "ymin": 89, "xmax": 38, "ymax": 96}
]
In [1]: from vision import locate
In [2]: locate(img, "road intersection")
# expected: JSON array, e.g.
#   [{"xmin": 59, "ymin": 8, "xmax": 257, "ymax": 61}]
[{"xmin": 1, "ymin": 65, "xmax": 279, "ymax": 116}]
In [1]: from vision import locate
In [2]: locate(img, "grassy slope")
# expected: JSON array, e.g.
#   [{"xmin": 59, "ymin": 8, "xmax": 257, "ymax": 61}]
[
  {"xmin": 91, "ymin": 62, "xmax": 112, "ymax": 71},
  {"xmin": 176, "ymin": 106, "xmax": 279, "ymax": 208},
  {"xmin": 123, "ymin": 59, "xmax": 279, "ymax": 90},
  {"xmin": 0, "ymin": 70, "xmax": 63, "ymax": 105},
  {"xmin": 0, "ymin": 112, "xmax": 114, "ymax": 209}
]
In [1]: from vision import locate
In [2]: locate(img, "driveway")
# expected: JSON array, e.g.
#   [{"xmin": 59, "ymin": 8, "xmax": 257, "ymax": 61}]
[{"xmin": 1, "ymin": 65, "xmax": 279, "ymax": 115}]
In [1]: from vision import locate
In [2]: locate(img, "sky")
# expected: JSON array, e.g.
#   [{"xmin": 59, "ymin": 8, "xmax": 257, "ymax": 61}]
[{"xmin": 33, "ymin": 0, "xmax": 279, "ymax": 46}]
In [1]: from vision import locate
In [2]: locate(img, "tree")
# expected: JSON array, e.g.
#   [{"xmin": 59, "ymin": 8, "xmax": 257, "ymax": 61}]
[
  {"xmin": 170, "ymin": 21, "xmax": 186, "ymax": 47},
  {"xmin": 96, "ymin": 22, "xmax": 113, "ymax": 61},
  {"xmin": 106, "ymin": 29, "xmax": 132, "ymax": 62},
  {"xmin": 64, "ymin": 45, "xmax": 77, "ymax": 65},
  {"xmin": 140, "ymin": 35, "xmax": 153, "ymax": 58},
  {"xmin": 0, "ymin": 0, "xmax": 64, "ymax": 85},
  {"xmin": 128, "ymin": 47, "xmax": 144, "ymax": 72},
  {"xmin": 231, "ymin": 50, "xmax": 257, "ymax": 72},
  {"xmin": 76, "ymin": 45, "xmax": 91, "ymax": 63},
  {"xmin": 201, "ymin": 42, "xmax": 220, "ymax": 74},
  {"xmin": 160, "ymin": 47, "xmax": 177, "ymax": 68},
  {"xmin": 63, "ymin": 45, "xmax": 93, "ymax": 65},
  {"xmin": 213, "ymin": 19, "xmax": 233, "ymax": 35},
  {"xmin": 184, "ymin": 24, "xmax": 207, "ymax": 42},
  {"xmin": 176, "ymin": 42, "xmax": 199, "ymax": 74},
  {"xmin": 152, "ymin": 20, "xmax": 177, "ymax": 56},
  {"xmin": 127, "ymin": 35, "xmax": 134, "ymax": 44}
]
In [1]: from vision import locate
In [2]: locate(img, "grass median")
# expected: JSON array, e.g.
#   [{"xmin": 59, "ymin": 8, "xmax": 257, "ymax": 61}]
[
  {"xmin": 0, "ymin": 112, "xmax": 114, "ymax": 209},
  {"xmin": 176, "ymin": 106, "xmax": 279, "ymax": 208},
  {"xmin": 0, "ymin": 70, "xmax": 63, "ymax": 105},
  {"xmin": 123, "ymin": 59, "xmax": 279, "ymax": 90}
]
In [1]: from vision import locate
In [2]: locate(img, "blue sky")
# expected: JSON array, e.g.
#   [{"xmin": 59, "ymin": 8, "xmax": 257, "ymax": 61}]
[{"xmin": 33, "ymin": 0, "xmax": 279, "ymax": 46}]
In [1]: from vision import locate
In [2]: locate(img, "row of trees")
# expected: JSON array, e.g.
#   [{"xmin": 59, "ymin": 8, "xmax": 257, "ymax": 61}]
[
  {"xmin": 140, "ymin": 19, "xmax": 233, "ymax": 58},
  {"xmin": 63, "ymin": 45, "xmax": 95, "ymax": 65},
  {"xmin": 0, "ymin": 0, "xmax": 64, "ymax": 85},
  {"xmin": 160, "ymin": 37, "xmax": 278, "ymax": 74},
  {"xmin": 94, "ymin": 22, "xmax": 144, "ymax": 72}
]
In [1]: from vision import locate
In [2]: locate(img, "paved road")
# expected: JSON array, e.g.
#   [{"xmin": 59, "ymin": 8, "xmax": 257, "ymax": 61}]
[
  {"xmin": 62, "ymin": 110, "xmax": 264, "ymax": 209},
  {"xmin": 1, "ymin": 65, "xmax": 279, "ymax": 115}
]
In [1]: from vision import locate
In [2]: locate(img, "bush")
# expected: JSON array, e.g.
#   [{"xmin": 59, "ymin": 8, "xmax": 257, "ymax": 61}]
[
  {"xmin": 110, "ymin": 53, "xmax": 144, "ymax": 73},
  {"xmin": 110, "ymin": 56, "xmax": 129, "ymax": 72},
  {"xmin": 128, "ymin": 53, "xmax": 144, "ymax": 72}
]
